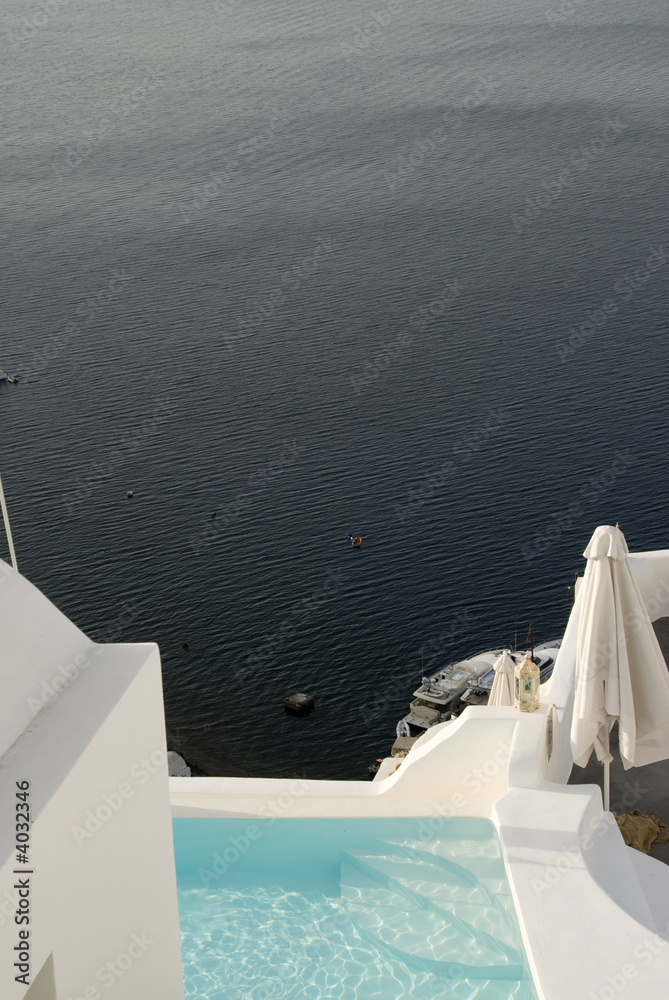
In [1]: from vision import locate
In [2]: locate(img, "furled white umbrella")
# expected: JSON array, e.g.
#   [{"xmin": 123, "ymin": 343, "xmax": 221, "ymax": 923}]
[
  {"xmin": 571, "ymin": 524, "xmax": 669, "ymax": 810},
  {"xmin": 489, "ymin": 650, "xmax": 515, "ymax": 707}
]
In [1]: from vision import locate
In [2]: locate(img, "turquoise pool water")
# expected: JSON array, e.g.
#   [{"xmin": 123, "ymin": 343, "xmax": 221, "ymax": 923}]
[{"xmin": 173, "ymin": 817, "xmax": 538, "ymax": 1000}]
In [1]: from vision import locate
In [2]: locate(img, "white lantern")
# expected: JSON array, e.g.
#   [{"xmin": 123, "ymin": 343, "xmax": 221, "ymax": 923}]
[{"xmin": 514, "ymin": 651, "xmax": 540, "ymax": 713}]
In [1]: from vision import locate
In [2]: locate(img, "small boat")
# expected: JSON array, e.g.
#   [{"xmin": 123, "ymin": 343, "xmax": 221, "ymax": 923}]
[
  {"xmin": 401, "ymin": 639, "xmax": 561, "ymax": 731},
  {"xmin": 0, "ymin": 369, "xmax": 17, "ymax": 384},
  {"xmin": 459, "ymin": 640, "xmax": 561, "ymax": 708},
  {"xmin": 347, "ymin": 533, "xmax": 362, "ymax": 547}
]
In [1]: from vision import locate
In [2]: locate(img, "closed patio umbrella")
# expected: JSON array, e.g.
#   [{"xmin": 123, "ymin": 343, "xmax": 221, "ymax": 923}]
[
  {"xmin": 571, "ymin": 525, "xmax": 669, "ymax": 810},
  {"xmin": 489, "ymin": 650, "xmax": 515, "ymax": 707}
]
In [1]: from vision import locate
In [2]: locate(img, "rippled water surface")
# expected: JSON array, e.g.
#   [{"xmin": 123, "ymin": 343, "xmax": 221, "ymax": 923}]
[
  {"xmin": 175, "ymin": 817, "xmax": 537, "ymax": 999},
  {"xmin": 2, "ymin": 0, "xmax": 667, "ymax": 777}
]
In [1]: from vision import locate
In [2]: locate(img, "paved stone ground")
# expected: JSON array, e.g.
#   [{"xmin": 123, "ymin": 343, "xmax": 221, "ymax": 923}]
[{"xmin": 567, "ymin": 617, "xmax": 669, "ymax": 865}]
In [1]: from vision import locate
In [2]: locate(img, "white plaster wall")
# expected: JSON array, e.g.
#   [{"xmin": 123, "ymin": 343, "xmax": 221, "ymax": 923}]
[
  {"xmin": 494, "ymin": 786, "xmax": 669, "ymax": 1000},
  {"xmin": 171, "ymin": 709, "xmax": 523, "ymax": 819},
  {"xmin": 0, "ymin": 564, "xmax": 183, "ymax": 1000},
  {"xmin": 628, "ymin": 550, "xmax": 669, "ymax": 619},
  {"xmin": 0, "ymin": 559, "xmax": 94, "ymax": 756},
  {"xmin": 384, "ymin": 708, "xmax": 517, "ymax": 798}
]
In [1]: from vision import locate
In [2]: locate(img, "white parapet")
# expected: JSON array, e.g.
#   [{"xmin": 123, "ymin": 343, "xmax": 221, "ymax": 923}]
[
  {"xmin": 495, "ymin": 785, "xmax": 669, "ymax": 1000},
  {"xmin": 0, "ymin": 560, "xmax": 183, "ymax": 999},
  {"xmin": 170, "ymin": 708, "xmax": 525, "ymax": 819}
]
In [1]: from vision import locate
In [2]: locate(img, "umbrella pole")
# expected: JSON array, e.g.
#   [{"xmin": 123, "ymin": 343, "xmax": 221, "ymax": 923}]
[{"xmin": 603, "ymin": 729, "xmax": 610, "ymax": 812}]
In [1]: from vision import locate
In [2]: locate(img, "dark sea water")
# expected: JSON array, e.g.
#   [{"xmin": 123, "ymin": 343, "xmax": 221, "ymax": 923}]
[{"xmin": 2, "ymin": 0, "xmax": 667, "ymax": 779}]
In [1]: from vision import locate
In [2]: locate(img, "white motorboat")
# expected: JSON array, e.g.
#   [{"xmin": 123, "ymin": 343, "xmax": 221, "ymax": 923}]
[
  {"xmin": 460, "ymin": 639, "xmax": 561, "ymax": 707},
  {"xmin": 402, "ymin": 639, "xmax": 561, "ymax": 730},
  {"xmin": 403, "ymin": 648, "xmax": 507, "ymax": 729},
  {"xmin": 0, "ymin": 368, "xmax": 17, "ymax": 384}
]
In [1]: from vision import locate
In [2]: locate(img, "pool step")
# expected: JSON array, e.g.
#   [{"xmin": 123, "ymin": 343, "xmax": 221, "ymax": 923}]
[
  {"xmin": 349, "ymin": 840, "xmax": 518, "ymax": 946},
  {"xmin": 388, "ymin": 837, "xmax": 519, "ymax": 925},
  {"xmin": 340, "ymin": 844, "xmax": 524, "ymax": 982},
  {"xmin": 408, "ymin": 836, "xmax": 508, "ymax": 882}
]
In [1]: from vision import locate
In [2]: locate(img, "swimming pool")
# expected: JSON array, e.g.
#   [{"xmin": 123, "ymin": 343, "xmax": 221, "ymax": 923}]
[{"xmin": 173, "ymin": 817, "xmax": 538, "ymax": 1000}]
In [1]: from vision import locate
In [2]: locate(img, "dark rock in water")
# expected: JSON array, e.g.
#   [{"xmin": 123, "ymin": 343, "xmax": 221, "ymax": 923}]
[{"xmin": 283, "ymin": 692, "xmax": 314, "ymax": 716}]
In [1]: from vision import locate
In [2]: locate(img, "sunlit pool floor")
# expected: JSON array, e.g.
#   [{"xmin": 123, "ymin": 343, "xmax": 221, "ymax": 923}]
[{"xmin": 174, "ymin": 817, "xmax": 538, "ymax": 1000}]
